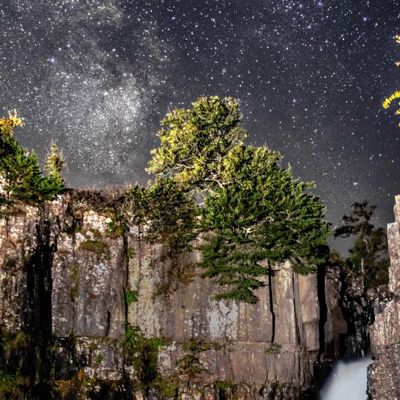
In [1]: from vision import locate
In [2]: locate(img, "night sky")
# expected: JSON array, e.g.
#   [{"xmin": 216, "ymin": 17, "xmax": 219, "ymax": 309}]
[{"xmin": 1, "ymin": 0, "xmax": 400, "ymax": 229}]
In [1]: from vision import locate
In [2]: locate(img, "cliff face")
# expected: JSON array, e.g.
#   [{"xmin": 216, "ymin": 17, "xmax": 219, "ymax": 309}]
[
  {"xmin": 368, "ymin": 196, "xmax": 400, "ymax": 399},
  {"xmin": 0, "ymin": 191, "xmax": 339, "ymax": 399}
]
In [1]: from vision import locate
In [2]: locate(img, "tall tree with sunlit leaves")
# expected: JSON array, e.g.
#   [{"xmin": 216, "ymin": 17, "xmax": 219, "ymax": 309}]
[
  {"xmin": 148, "ymin": 96, "xmax": 330, "ymax": 302},
  {"xmin": 0, "ymin": 111, "xmax": 64, "ymax": 205},
  {"xmin": 147, "ymin": 96, "xmax": 246, "ymax": 195}
]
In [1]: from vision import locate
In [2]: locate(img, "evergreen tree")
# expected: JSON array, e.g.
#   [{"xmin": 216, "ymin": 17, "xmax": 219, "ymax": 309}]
[
  {"xmin": 0, "ymin": 112, "xmax": 64, "ymax": 204},
  {"xmin": 148, "ymin": 96, "xmax": 329, "ymax": 302},
  {"xmin": 123, "ymin": 180, "xmax": 198, "ymax": 251},
  {"xmin": 334, "ymin": 200, "xmax": 389, "ymax": 288},
  {"xmin": 147, "ymin": 96, "xmax": 246, "ymax": 193},
  {"xmin": 45, "ymin": 142, "xmax": 65, "ymax": 185},
  {"xmin": 201, "ymin": 145, "xmax": 329, "ymax": 302}
]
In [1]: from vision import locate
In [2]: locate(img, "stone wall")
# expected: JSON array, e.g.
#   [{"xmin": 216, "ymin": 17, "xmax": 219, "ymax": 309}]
[
  {"xmin": 368, "ymin": 196, "xmax": 400, "ymax": 399},
  {"xmin": 0, "ymin": 191, "xmax": 332, "ymax": 399}
]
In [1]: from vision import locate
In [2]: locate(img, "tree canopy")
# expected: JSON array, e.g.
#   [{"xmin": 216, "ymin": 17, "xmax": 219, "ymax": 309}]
[
  {"xmin": 147, "ymin": 96, "xmax": 246, "ymax": 192},
  {"xmin": 334, "ymin": 200, "xmax": 389, "ymax": 289},
  {"xmin": 0, "ymin": 97, "xmax": 330, "ymax": 303},
  {"xmin": 0, "ymin": 111, "xmax": 64, "ymax": 205},
  {"xmin": 148, "ymin": 96, "xmax": 330, "ymax": 302}
]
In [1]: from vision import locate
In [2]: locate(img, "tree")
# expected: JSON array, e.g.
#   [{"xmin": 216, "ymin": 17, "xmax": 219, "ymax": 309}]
[
  {"xmin": 123, "ymin": 180, "xmax": 198, "ymax": 251},
  {"xmin": 0, "ymin": 111, "xmax": 64, "ymax": 204},
  {"xmin": 201, "ymin": 145, "xmax": 329, "ymax": 302},
  {"xmin": 147, "ymin": 96, "xmax": 246, "ymax": 193},
  {"xmin": 44, "ymin": 143, "xmax": 65, "ymax": 185},
  {"xmin": 334, "ymin": 200, "xmax": 389, "ymax": 288},
  {"xmin": 382, "ymin": 35, "xmax": 400, "ymax": 126},
  {"xmin": 148, "ymin": 96, "xmax": 329, "ymax": 302}
]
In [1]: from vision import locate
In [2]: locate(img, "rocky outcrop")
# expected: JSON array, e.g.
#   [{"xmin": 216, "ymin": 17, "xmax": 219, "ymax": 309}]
[
  {"xmin": 368, "ymin": 196, "xmax": 400, "ymax": 399},
  {"xmin": 0, "ymin": 190, "xmax": 339, "ymax": 399}
]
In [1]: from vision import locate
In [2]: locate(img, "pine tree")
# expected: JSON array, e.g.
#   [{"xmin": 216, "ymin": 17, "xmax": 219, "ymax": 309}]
[
  {"xmin": 148, "ymin": 96, "xmax": 329, "ymax": 302},
  {"xmin": 0, "ymin": 112, "xmax": 64, "ymax": 204},
  {"xmin": 334, "ymin": 201, "xmax": 389, "ymax": 288},
  {"xmin": 201, "ymin": 145, "xmax": 329, "ymax": 302},
  {"xmin": 45, "ymin": 142, "xmax": 65, "ymax": 185},
  {"xmin": 147, "ymin": 96, "xmax": 246, "ymax": 193}
]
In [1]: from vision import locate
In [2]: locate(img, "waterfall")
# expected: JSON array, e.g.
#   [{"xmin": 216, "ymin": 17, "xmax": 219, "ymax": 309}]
[{"xmin": 320, "ymin": 357, "xmax": 372, "ymax": 400}]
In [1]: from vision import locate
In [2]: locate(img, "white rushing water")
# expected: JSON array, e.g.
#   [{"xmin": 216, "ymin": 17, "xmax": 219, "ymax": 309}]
[{"xmin": 320, "ymin": 357, "xmax": 372, "ymax": 400}]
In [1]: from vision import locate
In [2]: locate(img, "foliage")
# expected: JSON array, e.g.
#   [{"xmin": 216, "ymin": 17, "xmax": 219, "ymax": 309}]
[
  {"xmin": 214, "ymin": 380, "xmax": 239, "ymax": 400},
  {"xmin": 145, "ymin": 96, "xmax": 330, "ymax": 302},
  {"xmin": 382, "ymin": 35, "xmax": 400, "ymax": 126},
  {"xmin": 176, "ymin": 338, "xmax": 210, "ymax": 380},
  {"xmin": 1, "ymin": 331, "xmax": 29, "ymax": 354},
  {"xmin": 0, "ymin": 372, "xmax": 19, "ymax": 396},
  {"xmin": 44, "ymin": 142, "xmax": 64, "ymax": 185},
  {"xmin": 334, "ymin": 200, "xmax": 389, "ymax": 288},
  {"xmin": 123, "ymin": 324, "xmax": 166, "ymax": 390},
  {"xmin": 0, "ymin": 328, "xmax": 29, "ymax": 398},
  {"xmin": 95, "ymin": 353, "xmax": 104, "ymax": 365},
  {"xmin": 123, "ymin": 180, "xmax": 198, "ymax": 251},
  {"xmin": 125, "ymin": 290, "xmax": 139, "ymax": 305},
  {"xmin": 265, "ymin": 343, "xmax": 282, "ymax": 354},
  {"xmin": 106, "ymin": 218, "xmax": 127, "ymax": 239},
  {"xmin": 147, "ymin": 96, "xmax": 246, "ymax": 192},
  {"xmin": 0, "ymin": 110, "xmax": 24, "ymax": 137},
  {"xmin": 201, "ymin": 145, "xmax": 330, "ymax": 302},
  {"xmin": 126, "ymin": 246, "xmax": 135, "ymax": 259},
  {"xmin": 0, "ymin": 111, "xmax": 64, "ymax": 204},
  {"xmin": 123, "ymin": 324, "xmax": 141, "ymax": 361}
]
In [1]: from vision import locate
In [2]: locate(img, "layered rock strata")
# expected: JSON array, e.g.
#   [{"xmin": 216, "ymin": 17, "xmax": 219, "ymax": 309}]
[{"xmin": 0, "ymin": 191, "xmax": 336, "ymax": 399}]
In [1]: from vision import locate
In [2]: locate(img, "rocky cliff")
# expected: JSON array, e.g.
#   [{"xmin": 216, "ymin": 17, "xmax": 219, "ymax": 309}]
[
  {"xmin": 0, "ymin": 190, "xmax": 343, "ymax": 399},
  {"xmin": 368, "ymin": 196, "xmax": 400, "ymax": 399}
]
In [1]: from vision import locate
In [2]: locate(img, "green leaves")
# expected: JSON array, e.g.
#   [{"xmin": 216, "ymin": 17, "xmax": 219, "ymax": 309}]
[
  {"xmin": 125, "ymin": 290, "xmax": 139, "ymax": 305},
  {"xmin": 201, "ymin": 146, "xmax": 329, "ymax": 302},
  {"xmin": 0, "ymin": 114, "xmax": 64, "ymax": 204},
  {"xmin": 123, "ymin": 179, "xmax": 198, "ymax": 251},
  {"xmin": 334, "ymin": 201, "xmax": 389, "ymax": 288},
  {"xmin": 146, "ymin": 96, "xmax": 329, "ymax": 303},
  {"xmin": 147, "ymin": 96, "xmax": 246, "ymax": 191},
  {"xmin": 44, "ymin": 142, "xmax": 65, "ymax": 185}
]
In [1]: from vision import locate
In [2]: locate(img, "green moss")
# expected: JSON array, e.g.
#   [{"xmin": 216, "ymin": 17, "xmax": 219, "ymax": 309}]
[
  {"xmin": 79, "ymin": 240, "xmax": 110, "ymax": 261},
  {"xmin": 127, "ymin": 246, "xmax": 135, "ymax": 259},
  {"xmin": 214, "ymin": 380, "xmax": 238, "ymax": 399},
  {"xmin": 0, "ymin": 371, "xmax": 28, "ymax": 398},
  {"xmin": 0, "ymin": 372, "xmax": 18, "ymax": 395},
  {"xmin": 95, "ymin": 353, "xmax": 104, "ymax": 365},
  {"xmin": 123, "ymin": 324, "xmax": 141, "ymax": 360},
  {"xmin": 123, "ymin": 325, "xmax": 167, "ymax": 390},
  {"xmin": 1, "ymin": 331, "xmax": 29, "ymax": 353},
  {"xmin": 125, "ymin": 290, "xmax": 138, "ymax": 305},
  {"xmin": 176, "ymin": 338, "xmax": 210, "ymax": 379},
  {"xmin": 265, "ymin": 343, "xmax": 282, "ymax": 355},
  {"xmin": 154, "ymin": 376, "xmax": 178, "ymax": 397},
  {"xmin": 106, "ymin": 220, "xmax": 127, "ymax": 239}
]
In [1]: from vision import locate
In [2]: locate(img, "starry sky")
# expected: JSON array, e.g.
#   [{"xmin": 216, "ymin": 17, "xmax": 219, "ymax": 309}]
[{"xmin": 1, "ymin": 0, "xmax": 400, "ymax": 228}]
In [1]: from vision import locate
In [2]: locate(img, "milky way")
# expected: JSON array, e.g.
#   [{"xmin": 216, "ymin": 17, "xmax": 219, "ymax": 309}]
[{"xmin": 1, "ymin": 0, "xmax": 400, "ymax": 227}]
